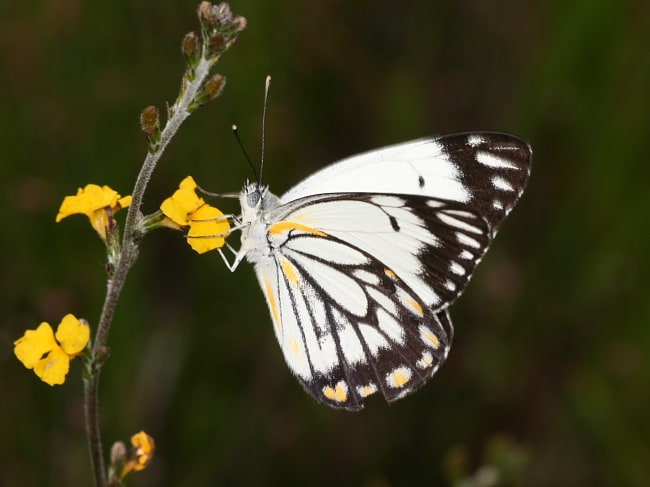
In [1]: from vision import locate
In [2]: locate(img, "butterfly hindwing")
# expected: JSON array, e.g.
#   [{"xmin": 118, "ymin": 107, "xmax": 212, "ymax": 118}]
[
  {"xmin": 252, "ymin": 192, "xmax": 497, "ymax": 409},
  {"xmin": 256, "ymin": 224, "xmax": 456, "ymax": 410}
]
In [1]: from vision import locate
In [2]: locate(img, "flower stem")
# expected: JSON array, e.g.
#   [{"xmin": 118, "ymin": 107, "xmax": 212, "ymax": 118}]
[{"xmin": 84, "ymin": 370, "xmax": 105, "ymax": 486}]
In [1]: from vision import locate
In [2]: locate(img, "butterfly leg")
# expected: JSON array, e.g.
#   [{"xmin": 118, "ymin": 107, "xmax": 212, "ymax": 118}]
[
  {"xmin": 217, "ymin": 248, "xmax": 234, "ymax": 271},
  {"xmin": 217, "ymin": 242, "xmax": 248, "ymax": 272},
  {"xmin": 189, "ymin": 212, "xmax": 239, "ymax": 225}
]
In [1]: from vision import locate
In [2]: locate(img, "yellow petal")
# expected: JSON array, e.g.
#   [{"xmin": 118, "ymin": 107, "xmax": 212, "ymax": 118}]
[
  {"xmin": 159, "ymin": 215, "xmax": 183, "ymax": 230},
  {"xmin": 160, "ymin": 176, "xmax": 204, "ymax": 227},
  {"xmin": 55, "ymin": 314, "xmax": 90, "ymax": 356},
  {"xmin": 91, "ymin": 208, "xmax": 112, "ymax": 239},
  {"xmin": 117, "ymin": 195, "xmax": 132, "ymax": 211},
  {"xmin": 14, "ymin": 322, "xmax": 58, "ymax": 369},
  {"xmin": 178, "ymin": 175, "xmax": 198, "ymax": 192},
  {"xmin": 56, "ymin": 184, "xmax": 120, "ymax": 222},
  {"xmin": 187, "ymin": 204, "xmax": 231, "ymax": 254},
  {"xmin": 33, "ymin": 346, "xmax": 70, "ymax": 386}
]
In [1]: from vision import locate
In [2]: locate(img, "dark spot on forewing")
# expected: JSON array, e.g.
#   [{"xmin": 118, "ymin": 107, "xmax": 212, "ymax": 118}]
[{"xmin": 389, "ymin": 215, "xmax": 400, "ymax": 231}]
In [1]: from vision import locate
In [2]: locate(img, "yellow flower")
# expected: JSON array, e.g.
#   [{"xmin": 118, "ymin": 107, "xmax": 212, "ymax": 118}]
[
  {"xmin": 160, "ymin": 176, "xmax": 230, "ymax": 254},
  {"xmin": 122, "ymin": 431, "xmax": 155, "ymax": 477},
  {"xmin": 14, "ymin": 314, "xmax": 90, "ymax": 386},
  {"xmin": 160, "ymin": 176, "xmax": 204, "ymax": 227},
  {"xmin": 56, "ymin": 184, "xmax": 132, "ymax": 239}
]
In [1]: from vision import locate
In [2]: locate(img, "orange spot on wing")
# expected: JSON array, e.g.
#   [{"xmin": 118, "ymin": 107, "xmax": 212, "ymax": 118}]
[
  {"xmin": 392, "ymin": 370, "xmax": 410, "ymax": 387},
  {"xmin": 288, "ymin": 337, "xmax": 301, "ymax": 356},
  {"xmin": 405, "ymin": 297, "xmax": 424, "ymax": 317},
  {"xmin": 281, "ymin": 258, "xmax": 299, "ymax": 285},
  {"xmin": 268, "ymin": 221, "xmax": 327, "ymax": 237},
  {"xmin": 323, "ymin": 382, "xmax": 348, "ymax": 402},
  {"xmin": 422, "ymin": 330, "xmax": 440, "ymax": 349},
  {"xmin": 388, "ymin": 367, "xmax": 412, "ymax": 388},
  {"xmin": 384, "ymin": 268, "xmax": 397, "ymax": 280},
  {"xmin": 263, "ymin": 280, "xmax": 281, "ymax": 334},
  {"xmin": 358, "ymin": 384, "xmax": 377, "ymax": 398}
]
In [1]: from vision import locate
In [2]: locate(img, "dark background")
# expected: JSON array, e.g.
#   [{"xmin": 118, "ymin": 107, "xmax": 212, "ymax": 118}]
[{"xmin": 2, "ymin": 1, "xmax": 649, "ymax": 486}]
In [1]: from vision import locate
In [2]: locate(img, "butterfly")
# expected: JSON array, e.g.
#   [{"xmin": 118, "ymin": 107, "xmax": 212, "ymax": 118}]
[{"xmin": 216, "ymin": 131, "xmax": 532, "ymax": 410}]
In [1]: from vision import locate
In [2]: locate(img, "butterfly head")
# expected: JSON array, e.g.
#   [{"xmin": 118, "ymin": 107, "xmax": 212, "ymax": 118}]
[{"xmin": 239, "ymin": 180, "xmax": 280, "ymax": 224}]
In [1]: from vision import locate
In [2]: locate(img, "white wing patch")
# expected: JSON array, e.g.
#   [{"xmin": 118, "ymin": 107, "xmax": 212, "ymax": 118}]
[
  {"xmin": 286, "ymin": 249, "xmax": 369, "ymax": 317},
  {"xmin": 377, "ymin": 308, "xmax": 406, "ymax": 344},
  {"xmin": 491, "ymin": 176, "xmax": 515, "ymax": 192},
  {"xmin": 437, "ymin": 211, "xmax": 484, "ymax": 235},
  {"xmin": 358, "ymin": 324, "xmax": 390, "ymax": 355},
  {"xmin": 370, "ymin": 195, "xmax": 406, "ymax": 207},
  {"xmin": 338, "ymin": 322, "xmax": 367, "ymax": 366},
  {"xmin": 467, "ymin": 134, "xmax": 485, "ymax": 147},
  {"xmin": 477, "ymin": 150, "xmax": 520, "ymax": 170},
  {"xmin": 284, "ymin": 233, "xmax": 369, "ymax": 266},
  {"xmin": 281, "ymin": 139, "xmax": 472, "ymax": 204},
  {"xmin": 367, "ymin": 287, "xmax": 398, "ymax": 316},
  {"xmin": 353, "ymin": 269, "xmax": 382, "ymax": 285}
]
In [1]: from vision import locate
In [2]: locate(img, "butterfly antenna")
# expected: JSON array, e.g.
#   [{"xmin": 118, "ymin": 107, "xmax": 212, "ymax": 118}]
[
  {"xmin": 231, "ymin": 124, "xmax": 259, "ymax": 183},
  {"xmin": 259, "ymin": 75, "xmax": 272, "ymax": 184}
]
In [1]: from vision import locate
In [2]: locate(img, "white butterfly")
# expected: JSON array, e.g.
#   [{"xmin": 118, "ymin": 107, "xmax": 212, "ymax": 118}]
[{"xmin": 217, "ymin": 132, "xmax": 532, "ymax": 410}]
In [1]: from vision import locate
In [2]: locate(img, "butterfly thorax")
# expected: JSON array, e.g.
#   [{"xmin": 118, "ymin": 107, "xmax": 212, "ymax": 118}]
[{"xmin": 238, "ymin": 181, "xmax": 281, "ymax": 264}]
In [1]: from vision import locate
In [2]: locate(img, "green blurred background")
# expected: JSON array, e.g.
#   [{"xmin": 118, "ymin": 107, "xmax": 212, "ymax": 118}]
[{"xmin": 2, "ymin": 1, "xmax": 649, "ymax": 485}]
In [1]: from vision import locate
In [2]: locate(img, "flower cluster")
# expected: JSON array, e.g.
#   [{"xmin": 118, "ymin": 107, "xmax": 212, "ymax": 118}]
[
  {"xmin": 15, "ymin": 177, "xmax": 230, "ymax": 385},
  {"xmin": 160, "ymin": 176, "xmax": 231, "ymax": 254},
  {"xmin": 14, "ymin": 314, "xmax": 90, "ymax": 385},
  {"xmin": 56, "ymin": 184, "xmax": 131, "ymax": 241}
]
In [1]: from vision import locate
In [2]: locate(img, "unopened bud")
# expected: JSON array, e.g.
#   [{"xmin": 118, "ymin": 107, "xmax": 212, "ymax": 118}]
[
  {"xmin": 209, "ymin": 33, "xmax": 226, "ymax": 55},
  {"xmin": 188, "ymin": 74, "xmax": 226, "ymax": 111},
  {"xmin": 203, "ymin": 74, "xmax": 226, "ymax": 101},
  {"xmin": 182, "ymin": 32, "xmax": 200, "ymax": 66},
  {"xmin": 198, "ymin": 2, "xmax": 215, "ymax": 25},
  {"xmin": 110, "ymin": 441, "xmax": 127, "ymax": 467},
  {"xmin": 140, "ymin": 106, "xmax": 160, "ymax": 137}
]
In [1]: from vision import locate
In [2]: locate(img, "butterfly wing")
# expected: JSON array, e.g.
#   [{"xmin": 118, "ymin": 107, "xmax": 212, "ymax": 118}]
[
  {"xmin": 281, "ymin": 132, "xmax": 532, "ymax": 237},
  {"xmin": 252, "ymin": 132, "xmax": 531, "ymax": 409}
]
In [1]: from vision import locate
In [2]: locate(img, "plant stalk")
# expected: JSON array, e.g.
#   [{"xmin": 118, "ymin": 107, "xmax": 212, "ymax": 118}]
[{"xmin": 82, "ymin": 49, "xmax": 221, "ymax": 487}]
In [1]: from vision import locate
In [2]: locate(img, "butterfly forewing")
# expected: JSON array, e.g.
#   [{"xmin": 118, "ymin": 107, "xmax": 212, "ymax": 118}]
[
  {"xmin": 237, "ymin": 131, "xmax": 532, "ymax": 409},
  {"xmin": 281, "ymin": 132, "xmax": 532, "ymax": 236}
]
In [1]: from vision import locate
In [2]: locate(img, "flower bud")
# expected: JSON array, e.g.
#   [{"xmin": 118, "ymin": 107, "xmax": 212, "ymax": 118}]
[{"xmin": 182, "ymin": 31, "xmax": 200, "ymax": 68}]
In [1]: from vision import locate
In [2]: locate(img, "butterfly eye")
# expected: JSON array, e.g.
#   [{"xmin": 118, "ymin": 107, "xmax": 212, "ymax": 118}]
[{"xmin": 247, "ymin": 190, "xmax": 262, "ymax": 207}]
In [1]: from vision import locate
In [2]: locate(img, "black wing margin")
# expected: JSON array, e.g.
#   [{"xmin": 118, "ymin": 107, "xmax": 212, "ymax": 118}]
[{"xmin": 433, "ymin": 132, "xmax": 532, "ymax": 236}]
